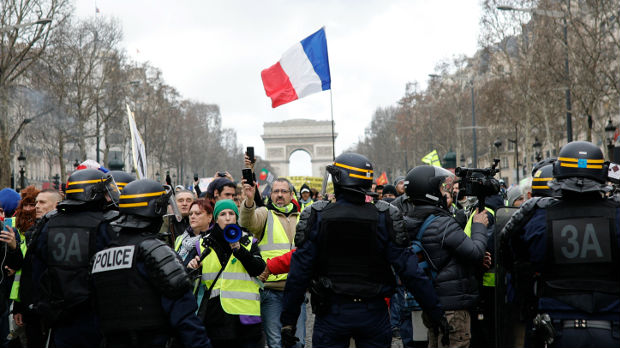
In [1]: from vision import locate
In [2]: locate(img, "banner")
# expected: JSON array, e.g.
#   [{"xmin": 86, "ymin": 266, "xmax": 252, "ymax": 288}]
[
  {"xmin": 421, "ymin": 150, "xmax": 442, "ymax": 167},
  {"xmin": 375, "ymin": 171, "xmax": 388, "ymax": 186},
  {"xmin": 126, "ymin": 104, "xmax": 147, "ymax": 179}
]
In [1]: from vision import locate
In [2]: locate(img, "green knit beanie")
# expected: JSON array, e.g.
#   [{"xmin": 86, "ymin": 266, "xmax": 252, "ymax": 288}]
[{"xmin": 213, "ymin": 199, "xmax": 239, "ymax": 222}]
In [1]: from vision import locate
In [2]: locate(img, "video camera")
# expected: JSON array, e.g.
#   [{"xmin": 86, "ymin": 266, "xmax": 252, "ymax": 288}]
[{"xmin": 455, "ymin": 159, "xmax": 501, "ymax": 212}]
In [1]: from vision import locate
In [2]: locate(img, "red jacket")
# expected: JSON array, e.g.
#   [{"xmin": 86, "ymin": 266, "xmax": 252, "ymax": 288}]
[{"xmin": 266, "ymin": 249, "xmax": 296, "ymax": 275}]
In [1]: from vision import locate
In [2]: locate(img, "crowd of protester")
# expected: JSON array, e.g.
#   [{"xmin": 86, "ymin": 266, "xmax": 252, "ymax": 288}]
[{"xmin": 0, "ymin": 142, "xmax": 616, "ymax": 348}]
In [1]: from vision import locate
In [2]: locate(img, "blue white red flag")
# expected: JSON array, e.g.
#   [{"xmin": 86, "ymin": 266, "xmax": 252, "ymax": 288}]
[{"xmin": 261, "ymin": 27, "xmax": 331, "ymax": 108}]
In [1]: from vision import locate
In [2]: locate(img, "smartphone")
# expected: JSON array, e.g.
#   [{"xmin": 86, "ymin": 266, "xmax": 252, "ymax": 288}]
[
  {"xmin": 3, "ymin": 217, "xmax": 13, "ymax": 231},
  {"xmin": 217, "ymin": 171, "xmax": 227, "ymax": 178},
  {"xmin": 242, "ymin": 168, "xmax": 254, "ymax": 186},
  {"xmin": 247, "ymin": 146, "xmax": 255, "ymax": 164},
  {"xmin": 608, "ymin": 162, "xmax": 620, "ymax": 184}
]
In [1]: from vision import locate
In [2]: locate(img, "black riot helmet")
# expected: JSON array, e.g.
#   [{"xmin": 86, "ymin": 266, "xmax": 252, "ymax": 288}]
[
  {"xmin": 405, "ymin": 165, "xmax": 456, "ymax": 208},
  {"xmin": 118, "ymin": 179, "xmax": 172, "ymax": 219},
  {"xmin": 109, "ymin": 171, "xmax": 136, "ymax": 191},
  {"xmin": 553, "ymin": 141, "xmax": 607, "ymax": 183},
  {"xmin": 551, "ymin": 141, "xmax": 610, "ymax": 195},
  {"xmin": 64, "ymin": 168, "xmax": 120, "ymax": 207},
  {"xmin": 326, "ymin": 153, "xmax": 374, "ymax": 195},
  {"xmin": 531, "ymin": 158, "xmax": 555, "ymax": 198}
]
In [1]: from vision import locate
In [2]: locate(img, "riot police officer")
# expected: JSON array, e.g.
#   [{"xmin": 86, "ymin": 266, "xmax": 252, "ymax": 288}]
[
  {"xmin": 502, "ymin": 141, "xmax": 620, "ymax": 348},
  {"xmin": 280, "ymin": 153, "xmax": 449, "ymax": 348},
  {"xmin": 530, "ymin": 158, "xmax": 556, "ymax": 198},
  {"xmin": 31, "ymin": 168, "xmax": 120, "ymax": 348},
  {"xmin": 91, "ymin": 179, "xmax": 212, "ymax": 348}
]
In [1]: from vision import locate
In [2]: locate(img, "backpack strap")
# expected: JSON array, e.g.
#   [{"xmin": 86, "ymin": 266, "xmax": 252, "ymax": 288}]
[{"xmin": 416, "ymin": 214, "xmax": 437, "ymax": 241}]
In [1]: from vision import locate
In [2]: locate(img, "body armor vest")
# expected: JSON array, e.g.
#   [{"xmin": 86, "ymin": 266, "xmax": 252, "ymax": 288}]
[
  {"xmin": 543, "ymin": 199, "xmax": 620, "ymax": 312},
  {"xmin": 317, "ymin": 203, "xmax": 393, "ymax": 298},
  {"xmin": 41, "ymin": 210, "xmax": 102, "ymax": 320},
  {"xmin": 92, "ymin": 232, "xmax": 168, "ymax": 334}
]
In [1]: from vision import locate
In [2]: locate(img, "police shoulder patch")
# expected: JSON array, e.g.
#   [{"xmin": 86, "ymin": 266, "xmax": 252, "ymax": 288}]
[{"xmin": 92, "ymin": 246, "xmax": 135, "ymax": 273}]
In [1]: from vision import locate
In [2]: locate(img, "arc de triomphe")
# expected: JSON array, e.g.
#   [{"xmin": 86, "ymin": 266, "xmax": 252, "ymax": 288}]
[{"xmin": 262, "ymin": 119, "xmax": 336, "ymax": 177}]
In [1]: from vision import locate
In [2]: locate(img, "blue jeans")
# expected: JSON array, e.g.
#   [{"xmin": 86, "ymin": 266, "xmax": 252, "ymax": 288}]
[
  {"xmin": 260, "ymin": 288, "xmax": 306, "ymax": 348},
  {"xmin": 390, "ymin": 286, "xmax": 413, "ymax": 347}
]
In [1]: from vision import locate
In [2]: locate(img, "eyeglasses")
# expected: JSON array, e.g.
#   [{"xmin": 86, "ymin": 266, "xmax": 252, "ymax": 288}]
[{"xmin": 272, "ymin": 189, "xmax": 290, "ymax": 194}]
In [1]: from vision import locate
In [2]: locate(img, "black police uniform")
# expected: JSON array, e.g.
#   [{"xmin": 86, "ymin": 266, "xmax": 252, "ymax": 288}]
[
  {"xmin": 90, "ymin": 179, "xmax": 212, "ymax": 348},
  {"xmin": 502, "ymin": 142, "xmax": 620, "ymax": 348},
  {"xmin": 280, "ymin": 153, "xmax": 446, "ymax": 348},
  {"xmin": 31, "ymin": 169, "xmax": 120, "ymax": 348}
]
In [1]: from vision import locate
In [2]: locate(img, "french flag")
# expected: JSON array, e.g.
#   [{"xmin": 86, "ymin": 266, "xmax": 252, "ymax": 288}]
[{"xmin": 261, "ymin": 27, "xmax": 331, "ymax": 108}]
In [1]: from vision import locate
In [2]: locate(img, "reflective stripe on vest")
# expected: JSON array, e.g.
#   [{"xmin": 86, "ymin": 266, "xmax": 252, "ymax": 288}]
[
  {"xmin": 9, "ymin": 234, "xmax": 27, "ymax": 301},
  {"xmin": 258, "ymin": 211, "xmax": 296, "ymax": 282},
  {"xmin": 201, "ymin": 240, "xmax": 260, "ymax": 316}
]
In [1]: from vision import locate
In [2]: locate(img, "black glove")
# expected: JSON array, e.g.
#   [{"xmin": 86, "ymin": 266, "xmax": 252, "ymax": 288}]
[
  {"xmin": 281, "ymin": 325, "xmax": 299, "ymax": 348},
  {"xmin": 439, "ymin": 316, "xmax": 452, "ymax": 347}
]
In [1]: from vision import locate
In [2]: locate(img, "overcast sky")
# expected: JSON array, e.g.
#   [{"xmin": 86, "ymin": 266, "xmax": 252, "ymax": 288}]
[{"xmin": 76, "ymin": 0, "xmax": 482, "ymax": 176}]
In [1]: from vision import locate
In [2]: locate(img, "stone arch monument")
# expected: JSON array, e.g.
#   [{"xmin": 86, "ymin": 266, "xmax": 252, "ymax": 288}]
[{"xmin": 262, "ymin": 119, "xmax": 336, "ymax": 177}]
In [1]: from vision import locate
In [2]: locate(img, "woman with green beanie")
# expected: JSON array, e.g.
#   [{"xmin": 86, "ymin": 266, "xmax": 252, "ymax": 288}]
[{"xmin": 188, "ymin": 199, "xmax": 266, "ymax": 347}]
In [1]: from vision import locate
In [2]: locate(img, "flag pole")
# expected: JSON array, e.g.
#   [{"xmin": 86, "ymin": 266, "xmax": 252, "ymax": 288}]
[{"xmin": 330, "ymin": 89, "xmax": 335, "ymax": 161}]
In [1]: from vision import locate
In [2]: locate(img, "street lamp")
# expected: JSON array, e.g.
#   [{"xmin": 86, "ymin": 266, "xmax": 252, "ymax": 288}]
[
  {"xmin": 52, "ymin": 174, "xmax": 60, "ymax": 190},
  {"xmin": 493, "ymin": 138, "xmax": 502, "ymax": 153},
  {"xmin": 497, "ymin": 5, "xmax": 572, "ymax": 143},
  {"xmin": 605, "ymin": 119, "xmax": 616, "ymax": 160},
  {"xmin": 508, "ymin": 124, "xmax": 520, "ymax": 182},
  {"xmin": 494, "ymin": 138, "xmax": 502, "ymax": 178},
  {"xmin": 17, "ymin": 151, "xmax": 26, "ymax": 191},
  {"xmin": 533, "ymin": 137, "xmax": 543, "ymax": 162}
]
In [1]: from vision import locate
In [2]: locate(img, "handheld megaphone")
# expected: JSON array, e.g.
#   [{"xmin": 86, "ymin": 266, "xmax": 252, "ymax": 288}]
[{"xmin": 223, "ymin": 224, "xmax": 242, "ymax": 243}]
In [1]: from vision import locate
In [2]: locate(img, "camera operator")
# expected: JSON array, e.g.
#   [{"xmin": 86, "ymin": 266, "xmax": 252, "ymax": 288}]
[
  {"xmin": 393, "ymin": 165, "xmax": 489, "ymax": 347},
  {"xmin": 455, "ymin": 162, "xmax": 503, "ymax": 348}
]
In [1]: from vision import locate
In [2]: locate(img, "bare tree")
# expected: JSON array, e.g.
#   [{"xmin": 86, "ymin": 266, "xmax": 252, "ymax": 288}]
[{"xmin": 0, "ymin": 0, "xmax": 71, "ymax": 187}]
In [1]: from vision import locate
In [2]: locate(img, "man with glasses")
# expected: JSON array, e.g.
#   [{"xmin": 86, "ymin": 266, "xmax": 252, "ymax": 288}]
[{"xmin": 241, "ymin": 178, "xmax": 305, "ymax": 348}]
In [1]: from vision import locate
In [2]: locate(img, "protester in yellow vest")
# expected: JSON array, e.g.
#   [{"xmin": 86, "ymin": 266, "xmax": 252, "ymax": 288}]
[
  {"xmin": 188, "ymin": 199, "xmax": 265, "ymax": 348},
  {"xmin": 240, "ymin": 177, "xmax": 307, "ymax": 348},
  {"xmin": 298, "ymin": 184, "xmax": 314, "ymax": 212}
]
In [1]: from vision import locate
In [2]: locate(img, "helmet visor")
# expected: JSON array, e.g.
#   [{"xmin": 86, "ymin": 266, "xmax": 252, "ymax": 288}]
[{"xmin": 104, "ymin": 176, "xmax": 120, "ymax": 206}]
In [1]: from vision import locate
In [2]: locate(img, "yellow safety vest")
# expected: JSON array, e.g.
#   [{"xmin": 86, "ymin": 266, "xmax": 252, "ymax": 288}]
[
  {"xmin": 174, "ymin": 235, "xmax": 183, "ymax": 252},
  {"xmin": 464, "ymin": 207, "xmax": 496, "ymax": 287},
  {"xmin": 10, "ymin": 230, "xmax": 27, "ymax": 301},
  {"xmin": 258, "ymin": 210, "xmax": 297, "ymax": 282},
  {"xmin": 200, "ymin": 237, "xmax": 260, "ymax": 316},
  {"xmin": 300, "ymin": 200, "xmax": 314, "ymax": 212}
]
